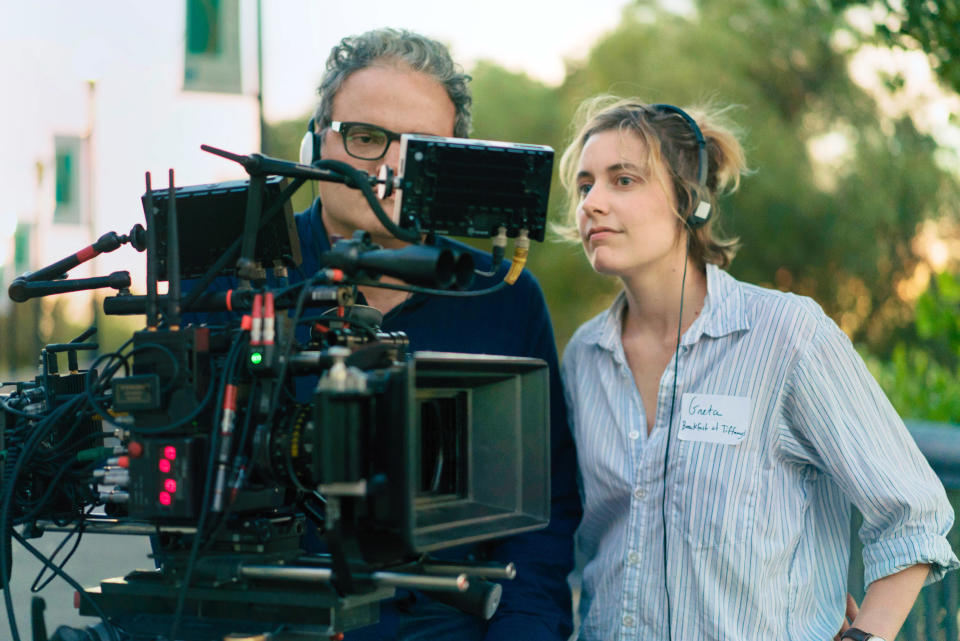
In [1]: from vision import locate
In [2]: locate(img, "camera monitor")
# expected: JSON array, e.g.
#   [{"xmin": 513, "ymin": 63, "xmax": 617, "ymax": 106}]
[
  {"xmin": 141, "ymin": 176, "xmax": 302, "ymax": 280},
  {"xmin": 395, "ymin": 135, "xmax": 553, "ymax": 242}
]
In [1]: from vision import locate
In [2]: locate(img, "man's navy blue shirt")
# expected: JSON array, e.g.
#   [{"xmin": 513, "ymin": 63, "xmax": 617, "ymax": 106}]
[
  {"xmin": 184, "ymin": 199, "xmax": 581, "ymax": 638},
  {"xmin": 295, "ymin": 200, "xmax": 581, "ymax": 639}
]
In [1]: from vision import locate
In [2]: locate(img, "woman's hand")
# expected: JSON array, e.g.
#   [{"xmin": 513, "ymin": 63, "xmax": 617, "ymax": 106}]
[{"xmin": 834, "ymin": 593, "xmax": 860, "ymax": 641}]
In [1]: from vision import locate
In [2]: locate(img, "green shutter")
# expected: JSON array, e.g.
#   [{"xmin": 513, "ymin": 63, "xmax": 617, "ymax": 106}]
[
  {"xmin": 187, "ymin": 0, "xmax": 221, "ymax": 55},
  {"xmin": 55, "ymin": 148, "xmax": 73, "ymax": 205}
]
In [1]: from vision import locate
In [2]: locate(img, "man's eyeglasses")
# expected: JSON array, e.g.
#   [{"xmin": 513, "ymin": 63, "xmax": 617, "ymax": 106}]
[{"xmin": 331, "ymin": 121, "xmax": 404, "ymax": 161}]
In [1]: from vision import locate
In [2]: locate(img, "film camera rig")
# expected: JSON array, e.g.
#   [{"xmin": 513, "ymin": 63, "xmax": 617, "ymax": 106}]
[{"xmin": 1, "ymin": 135, "xmax": 555, "ymax": 641}]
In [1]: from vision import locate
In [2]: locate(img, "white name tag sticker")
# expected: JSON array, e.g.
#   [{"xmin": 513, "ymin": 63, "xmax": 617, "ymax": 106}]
[{"xmin": 677, "ymin": 393, "xmax": 752, "ymax": 445}]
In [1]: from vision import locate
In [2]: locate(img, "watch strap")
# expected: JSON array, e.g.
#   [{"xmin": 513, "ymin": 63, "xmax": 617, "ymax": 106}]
[{"xmin": 841, "ymin": 628, "xmax": 886, "ymax": 641}]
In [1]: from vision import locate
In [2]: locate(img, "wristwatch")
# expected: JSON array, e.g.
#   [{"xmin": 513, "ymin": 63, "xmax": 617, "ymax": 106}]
[{"xmin": 841, "ymin": 628, "xmax": 887, "ymax": 641}]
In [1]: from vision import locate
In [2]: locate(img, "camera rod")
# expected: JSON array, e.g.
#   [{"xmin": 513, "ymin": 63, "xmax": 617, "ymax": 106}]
[
  {"xmin": 200, "ymin": 144, "xmax": 393, "ymax": 190},
  {"xmin": 102, "ymin": 283, "xmax": 347, "ymax": 316},
  {"xmin": 238, "ymin": 564, "xmax": 469, "ymax": 593},
  {"xmin": 421, "ymin": 561, "xmax": 516, "ymax": 580},
  {"xmin": 201, "ymin": 144, "xmax": 417, "ymax": 246},
  {"xmin": 8, "ymin": 272, "xmax": 132, "ymax": 302}
]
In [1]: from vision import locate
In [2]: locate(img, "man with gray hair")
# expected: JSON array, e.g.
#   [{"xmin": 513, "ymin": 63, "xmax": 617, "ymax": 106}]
[{"xmin": 293, "ymin": 28, "xmax": 581, "ymax": 640}]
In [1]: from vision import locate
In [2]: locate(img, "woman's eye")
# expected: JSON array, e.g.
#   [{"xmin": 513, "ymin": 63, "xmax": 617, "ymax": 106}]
[
  {"xmin": 615, "ymin": 175, "xmax": 635, "ymax": 187},
  {"xmin": 577, "ymin": 183, "xmax": 592, "ymax": 197}
]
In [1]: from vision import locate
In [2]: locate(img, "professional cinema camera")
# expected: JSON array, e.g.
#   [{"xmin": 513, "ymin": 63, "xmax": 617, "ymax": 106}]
[{"xmin": 1, "ymin": 135, "xmax": 555, "ymax": 641}]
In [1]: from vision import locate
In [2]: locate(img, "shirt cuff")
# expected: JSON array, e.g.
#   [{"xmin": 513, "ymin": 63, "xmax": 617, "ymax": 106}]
[{"xmin": 862, "ymin": 532, "xmax": 960, "ymax": 587}]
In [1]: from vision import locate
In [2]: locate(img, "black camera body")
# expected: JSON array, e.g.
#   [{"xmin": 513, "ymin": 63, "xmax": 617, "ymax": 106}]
[{"xmin": 1, "ymin": 136, "xmax": 556, "ymax": 640}]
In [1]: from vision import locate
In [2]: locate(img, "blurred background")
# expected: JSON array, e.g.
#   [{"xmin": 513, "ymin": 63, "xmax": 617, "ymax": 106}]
[{"xmin": 1, "ymin": 0, "xmax": 959, "ymax": 637}]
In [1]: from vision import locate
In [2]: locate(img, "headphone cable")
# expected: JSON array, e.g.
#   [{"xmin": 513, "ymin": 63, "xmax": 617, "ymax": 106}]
[{"xmin": 661, "ymin": 242, "xmax": 690, "ymax": 641}]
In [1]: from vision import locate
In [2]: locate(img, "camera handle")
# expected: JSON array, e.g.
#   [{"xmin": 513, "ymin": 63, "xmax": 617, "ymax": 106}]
[
  {"xmin": 200, "ymin": 144, "xmax": 418, "ymax": 246},
  {"xmin": 7, "ymin": 227, "xmax": 145, "ymax": 303}
]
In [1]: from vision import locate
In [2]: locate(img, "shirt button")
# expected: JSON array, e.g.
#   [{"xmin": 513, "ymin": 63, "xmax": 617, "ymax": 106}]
[
  {"xmin": 628, "ymin": 430, "xmax": 640, "ymax": 440},
  {"xmin": 627, "ymin": 552, "xmax": 640, "ymax": 565},
  {"xmin": 623, "ymin": 615, "xmax": 635, "ymax": 627},
  {"xmin": 633, "ymin": 488, "xmax": 645, "ymax": 499}
]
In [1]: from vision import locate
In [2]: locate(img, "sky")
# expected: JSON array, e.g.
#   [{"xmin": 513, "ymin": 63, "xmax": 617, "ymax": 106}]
[{"xmin": 0, "ymin": 0, "xmax": 652, "ymax": 287}]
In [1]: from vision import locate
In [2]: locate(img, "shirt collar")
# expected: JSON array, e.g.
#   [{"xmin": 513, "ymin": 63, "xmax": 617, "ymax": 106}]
[
  {"xmin": 691, "ymin": 263, "xmax": 751, "ymax": 343},
  {"xmin": 584, "ymin": 263, "xmax": 751, "ymax": 352}
]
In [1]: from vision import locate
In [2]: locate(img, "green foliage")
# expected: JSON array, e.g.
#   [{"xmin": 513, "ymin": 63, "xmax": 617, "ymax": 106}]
[
  {"xmin": 866, "ymin": 343, "xmax": 960, "ymax": 423},
  {"xmin": 263, "ymin": 115, "xmax": 320, "ymax": 215},
  {"xmin": 828, "ymin": 0, "xmax": 960, "ymax": 94},
  {"xmin": 469, "ymin": 62, "xmax": 623, "ymax": 344},
  {"xmin": 468, "ymin": 0, "xmax": 960, "ymax": 353},
  {"xmin": 866, "ymin": 271, "xmax": 960, "ymax": 422},
  {"xmin": 257, "ymin": 0, "xmax": 960, "ymax": 365},
  {"xmin": 470, "ymin": 61, "xmax": 569, "ymax": 148},
  {"xmin": 914, "ymin": 271, "xmax": 960, "ymax": 365}
]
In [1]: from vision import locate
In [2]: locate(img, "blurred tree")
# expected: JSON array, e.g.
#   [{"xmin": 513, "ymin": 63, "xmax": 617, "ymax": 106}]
[
  {"xmin": 0, "ymin": 300, "xmax": 43, "ymax": 378},
  {"xmin": 913, "ymin": 270, "xmax": 960, "ymax": 366},
  {"xmin": 866, "ymin": 270, "xmax": 960, "ymax": 423},
  {"xmin": 828, "ymin": 0, "xmax": 960, "ymax": 94},
  {"xmin": 264, "ymin": 115, "xmax": 319, "ymax": 215},
  {"xmin": 468, "ymin": 0, "xmax": 959, "ymax": 352},
  {"xmin": 261, "ymin": 1, "xmax": 959, "ymax": 358},
  {"xmin": 469, "ymin": 62, "xmax": 622, "ymax": 344}
]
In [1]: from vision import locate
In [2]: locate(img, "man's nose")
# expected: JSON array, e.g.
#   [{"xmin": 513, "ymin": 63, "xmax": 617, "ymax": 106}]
[{"xmin": 383, "ymin": 139, "xmax": 402, "ymax": 171}]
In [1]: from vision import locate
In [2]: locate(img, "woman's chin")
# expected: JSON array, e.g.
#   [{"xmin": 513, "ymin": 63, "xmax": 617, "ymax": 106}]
[{"xmin": 587, "ymin": 256, "xmax": 624, "ymax": 277}]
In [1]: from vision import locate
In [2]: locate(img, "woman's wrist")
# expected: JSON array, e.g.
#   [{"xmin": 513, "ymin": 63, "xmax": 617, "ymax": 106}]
[{"xmin": 849, "ymin": 563, "xmax": 930, "ymax": 640}]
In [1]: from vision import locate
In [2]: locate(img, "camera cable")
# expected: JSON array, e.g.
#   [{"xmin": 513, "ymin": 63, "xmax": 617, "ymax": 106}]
[
  {"xmin": 167, "ymin": 330, "xmax": 245, "ymax": 641},
  {"xmin": 1, "ymin": 394, "xmax": 87, "ymax": 641},
  {"xmin": 12, "ymin": 529, "xmax": 119, "ymax": 641},
  {"xmin": 29, "ymin": 506, "xmax": 92, "ymax": 593}
]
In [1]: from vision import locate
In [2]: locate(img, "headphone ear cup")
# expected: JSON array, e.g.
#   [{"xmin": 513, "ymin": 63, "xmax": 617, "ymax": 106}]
[
  {"xmin": 687, "ymin": 195, "xmax": 712, "ymax": 229},
  {"xmin": 300, "ymin": 117, "xmax": 321, "ymax": 165},
  {"xmin": 299, "ymin": 130, "xmax": 316, "ymax": 165}
]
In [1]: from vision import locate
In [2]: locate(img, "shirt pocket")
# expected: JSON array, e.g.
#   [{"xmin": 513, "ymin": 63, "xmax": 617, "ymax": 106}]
[{"xmin": 671, "ymin": 441, "xmax": 760, "ymax": 547}]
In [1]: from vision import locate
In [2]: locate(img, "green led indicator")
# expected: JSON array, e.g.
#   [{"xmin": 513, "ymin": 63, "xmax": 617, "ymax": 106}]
[{"xmin": 250, "ymin": 352, "xmax": 263, "ymax": 365}]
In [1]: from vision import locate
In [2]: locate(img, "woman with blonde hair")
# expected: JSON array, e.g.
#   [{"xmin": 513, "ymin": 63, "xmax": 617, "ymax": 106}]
[{"xmin": 559, "ymin": 96, "xmax": 958, "ymax": 640}]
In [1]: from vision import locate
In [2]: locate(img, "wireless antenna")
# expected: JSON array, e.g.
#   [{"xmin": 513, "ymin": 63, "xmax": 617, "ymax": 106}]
[
  {"xmin": 144, "ymin": 172, "xmax": 159, "ymax": 329},
  {"xmin": 166, "ymin": 169, "xmax": 182, "ymax": 329}
]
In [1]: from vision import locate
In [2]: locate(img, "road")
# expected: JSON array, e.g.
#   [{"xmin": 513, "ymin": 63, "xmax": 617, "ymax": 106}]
[{"xmin": 1, "ymin": 531, "xmax": 151, "ymax": 638}]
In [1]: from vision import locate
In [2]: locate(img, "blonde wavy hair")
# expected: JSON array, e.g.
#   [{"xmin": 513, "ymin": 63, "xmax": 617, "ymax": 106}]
[{"xmin": 557, "ymin": 95, "xmax": 748, "ymax": 269}]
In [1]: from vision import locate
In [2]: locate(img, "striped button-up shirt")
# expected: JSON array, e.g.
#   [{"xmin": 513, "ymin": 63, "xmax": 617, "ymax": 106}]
[{"xmin": 562, "ymin": 264, "xmax": 959, "ymax": 640}]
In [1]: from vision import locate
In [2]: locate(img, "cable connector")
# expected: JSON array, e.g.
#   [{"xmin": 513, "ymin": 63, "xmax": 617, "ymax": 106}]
[
  {"xmin": 504, "ymin": 229, "xmax": 530, "ymax": 285},
  {"xmin": 250, "ymin": 293, "xmax": 264, "ymax": 346},
  {"xmin": 263, "ymin": 292, "xmax": 275, "ymax": 346},
  {"xmin": 475, "ymin": 226, "xmax": 508, "ymax": 277}
]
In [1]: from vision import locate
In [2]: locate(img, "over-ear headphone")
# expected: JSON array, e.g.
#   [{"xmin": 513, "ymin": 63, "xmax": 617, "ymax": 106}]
[
  {"xmin": 652, "ymin": 104, "xmax": 711, "ymax": 229},
  {"xmin": 299, "ymin": 117, "xmax": 321, "ymax": 166}
]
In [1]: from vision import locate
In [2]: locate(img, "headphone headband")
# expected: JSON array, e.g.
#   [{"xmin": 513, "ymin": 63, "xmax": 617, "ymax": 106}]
[{"xmin": 651, "ymin": 103, "xmax": 711, "ymax": 228}]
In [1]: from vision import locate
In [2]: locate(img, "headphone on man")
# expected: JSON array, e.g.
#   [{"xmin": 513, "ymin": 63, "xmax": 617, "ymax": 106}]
[
  {"xmin": 299, "ymin": 117, "xmax": 322, "ymax": 166},
  {"xmin": 652, "ymin": 104, "xmax": 712, "ymax": 229}
]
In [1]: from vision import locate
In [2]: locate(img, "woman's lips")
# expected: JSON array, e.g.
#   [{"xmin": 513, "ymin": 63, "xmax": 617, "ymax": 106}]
[{"xmin": 587, "ymin": 227, "xmax": 618, "ymax": 242}]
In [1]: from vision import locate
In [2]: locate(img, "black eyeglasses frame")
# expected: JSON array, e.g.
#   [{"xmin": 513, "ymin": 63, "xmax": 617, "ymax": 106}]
[{"xmin": 330, "ymin": 120, "xmax": 405, "ymax": 161}]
